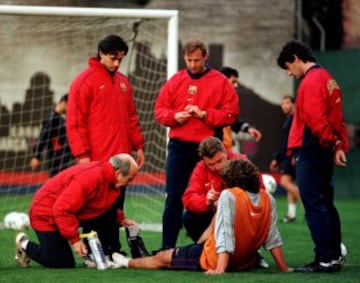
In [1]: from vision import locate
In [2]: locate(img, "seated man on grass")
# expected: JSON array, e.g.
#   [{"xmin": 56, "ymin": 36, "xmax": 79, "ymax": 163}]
[{"xmin": 112, "ymin": 159, "xmax": 293, "ymax": 274}]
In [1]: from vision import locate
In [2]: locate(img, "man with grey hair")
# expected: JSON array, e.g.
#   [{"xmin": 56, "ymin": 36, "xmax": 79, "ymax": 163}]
[{"xmin": 15, "ymin": 153, "xmax": 139, "ymax": 269}]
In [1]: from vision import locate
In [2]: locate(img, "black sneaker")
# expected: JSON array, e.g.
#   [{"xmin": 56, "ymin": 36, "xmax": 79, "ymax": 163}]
[
  {"xmin": 295, "ymin": 261, "xmax": 339, "ymax": 273},
  {"xmin": 282, "ymin": 216, "xmax": 296, "ymax": 223},
  {"xmin": 255, "ymin": 252, "xmax": 269, "ymax": 269},
  {"xmin": 128, "ymin": 235, "xmax": 150, "ymax": 258}
]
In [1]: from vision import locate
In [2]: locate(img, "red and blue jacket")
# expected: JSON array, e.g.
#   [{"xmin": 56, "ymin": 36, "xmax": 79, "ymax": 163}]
[
  {"xmin": 67, "ymin": 58, "xmax": 145, "ymax": 161},
  {"xmin": 288, "ymin": 65, "xmax": 349, "ymax": 153}
]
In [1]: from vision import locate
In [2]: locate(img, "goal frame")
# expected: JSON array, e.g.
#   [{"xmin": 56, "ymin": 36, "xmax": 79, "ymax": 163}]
[
  {"xmin": 0, "ymin": 5, "xmax": 178, "ymax": 230},
  {"xmin": 0, "ymin": 4, "xmax": 178, "ymax": 80}
]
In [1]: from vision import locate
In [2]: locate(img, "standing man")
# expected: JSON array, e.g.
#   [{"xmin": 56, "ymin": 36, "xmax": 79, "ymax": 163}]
[
  {"xmin": 277, "ymin": 40, "xmax": 348, "ymax": 272},
  {"xmin": 66, "ymin": 35, "xmax": 145, "ymax": 253},
  {"xmin": 112, "ymin": 159, "xmax": 292, "ymax": 274},
  {"xmin": 15, "ymin": 153, "xmax": 139, "ymax": 268},
  {"xmin": 30, "ymin": 94, "xmax": 72, "ymax": 177},
  {"xmin": 66, "ymin": 34, "xmax": 145, "ymax": 166},
  {"xmin": 269, "ymin": 95, "xmax": 301, "ymax": 223},
  {"xmin": 154, "ymin": 39, "xmax": 239, "ymax": 249},
  {"xmin": 218, "ymin": 67, "xmax": 262, "ymax": 151}
]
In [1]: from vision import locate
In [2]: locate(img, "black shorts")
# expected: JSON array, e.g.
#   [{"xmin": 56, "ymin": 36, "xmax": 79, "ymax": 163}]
[
  {"xmin": 280, "ymin": 157, "xmax": 296, "ymax": 178},
  {"xmin": 170, "ymin": 243, "xmax": 204, "ymax": 271}
]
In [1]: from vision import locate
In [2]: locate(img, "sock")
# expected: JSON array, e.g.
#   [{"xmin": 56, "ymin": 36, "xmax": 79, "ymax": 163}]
[{"xmin": 288, "ymin": 204, "xmax": 296, "ymax": 218}]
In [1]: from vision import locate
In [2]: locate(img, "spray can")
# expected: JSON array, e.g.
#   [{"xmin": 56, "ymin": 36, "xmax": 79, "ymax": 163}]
[{"xmin": 87, "ymin": 230, "xmax": 107, "ymax": 270}]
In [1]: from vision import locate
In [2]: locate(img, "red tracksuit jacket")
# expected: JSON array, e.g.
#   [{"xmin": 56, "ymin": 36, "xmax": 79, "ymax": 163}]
[
  {"xmin": 288, "ymin": 65, "xmax": 349, "ymax": 153},
  {"xmin": 182, "ymin": 151, "xmax": 247, "ymax": 213},
  {"xmin": 29, "ymin": 161, "xmax": 125, "ymax": 244},
  {"xmin": 67, "ymin": 58, "xmax": 145, "ymax": 161},
  {"xmin": 154, "ymin": 68, "xmax": 239, "ymax": 143}
]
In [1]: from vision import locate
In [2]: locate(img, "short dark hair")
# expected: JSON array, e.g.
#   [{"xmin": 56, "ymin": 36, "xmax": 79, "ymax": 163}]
[
  {"xmin": 277, "ymin": 40, "xmax": 316, "ymax": 69},
  {"xmin": 220, "ymin": 159, "xmax": 260, "ymax": 193},
  {"xmin": 97, "ymin": 35, "xmax": 128, "ymax": 58},
  {"xmin": 59, "ymin": 94, "xmax": 68, "ymax": 103},
  {"xmin": 220, "ymin": 66, "xmax": 239, "ymax": 79},
  {"xmin": 282, "ymin": 95, "xmax": 295, "ymax": 103},
  {"xmin": 198, "ymin": 137, "xmax": 225, "ymax": 158}
]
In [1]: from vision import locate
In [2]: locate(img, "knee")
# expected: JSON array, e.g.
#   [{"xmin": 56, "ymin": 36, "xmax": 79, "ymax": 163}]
[
  {"xmin": 154, "ymin": 249, "xmax": 173, "ymax": 267},
  {"xmin": 280, "ymin": 175, "xmax": 293, "ymax": 189}
]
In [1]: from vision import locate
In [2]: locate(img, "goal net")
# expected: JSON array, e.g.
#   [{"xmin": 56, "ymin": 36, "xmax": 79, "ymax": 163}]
[{"xmin": 0, "ymin": 5, "xmax": 178, "ymax": 231}]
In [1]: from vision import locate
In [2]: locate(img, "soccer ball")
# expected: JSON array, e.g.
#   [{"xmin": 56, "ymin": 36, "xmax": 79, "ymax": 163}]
[
  {"xmin": 3, "ymin": 212, "xmax": 30, "ymax": 230},
  {"xmin": 261, "ymin": 174, "xmax": 277, "ymax": 194}
]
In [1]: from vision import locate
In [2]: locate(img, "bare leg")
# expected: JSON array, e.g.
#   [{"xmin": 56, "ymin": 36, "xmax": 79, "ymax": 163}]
[
  {"xmin": 129, "ymin": 249, "xmax": 174, "ymax": 269},
  {"xmin": 280, "ymin": 174, "xmax": 301, "ymax": 202},
  {"xmin": 280, "ymin": 174, "xmax": 301, "ymax": 220}
]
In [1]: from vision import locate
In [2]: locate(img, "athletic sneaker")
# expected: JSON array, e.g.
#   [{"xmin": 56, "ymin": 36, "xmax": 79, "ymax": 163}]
[
  {"xmin": 255, "ymin": 252, "xmax": 269, "ymax": 269},
  {"xmin": 294, "ymin": 261, "xmax": 340, "ymax": 273},
  {"xmin": 83, "ymin": 254, "xmax": 96, "ymax": 268},
  {"xmin": 126, "ymin": 226, "xmax": 150, "ymax": 258},
  {"xmin": 84, "ymin": 254, "xmax": 122, "ymax": 269},
  {"xmin": 112, "ymin": 252, "xmax": 130, "ymax": 268},
  {"xmin": 282, "ymin": 215, "xmax": 296, "ymax": 223},
  {"xmin": 331, "ymin": 255, "xmax": 345, "ymax": 267},
  {"xmin": 15, "ymin": 232, "xmax": 30, "ymax": 267},
  {"xmin": 127, "ymin": 235, "xmax": 150, "ymax": 258}
]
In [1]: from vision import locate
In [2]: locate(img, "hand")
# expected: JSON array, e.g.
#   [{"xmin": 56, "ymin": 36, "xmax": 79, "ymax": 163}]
[
  {"xmin": 269, "ymin": 159, "xmax": 279, "ymax": 172},
  {"xmin": 174, "ymin": 111, "xmax": 191, "ymax": 124},
  {"xmin": 206, "ymin": 188, "xmax": 220, "ymax": 207},
  {"xmin": 77, "ymin": 157, "xmax": 90, "ymax": 164},
  {"xmin": 72, "ymin": 240, "xmax": 88, "ymax": 257},
  {"xmin": 184, "ymin": 105, "xmax": 204, "ymax": 119},
  {"xmin": 30, "ymin": 157, "xmax": 40, "ymax": 171},
  {"xmin": 205, "ymin": 252, "xmax": 228, "ymax": 275},
  {"xmin": 248, "ymin": 127, "xmax": 262, "ymax": 142},
  {"xmin": 205, "ymin": 268, "xmax": 225, "ymax": 275},
  {"xmin": 120, "ymin": 218, "xmax": 138, "ymax": 227},
  {"xmin": 334, "ymin": 149, "xmax": 347, "ymax": 167},
  {"xmin": 136, "ymin": 149, "xmax": 145, "ymax": 168}
]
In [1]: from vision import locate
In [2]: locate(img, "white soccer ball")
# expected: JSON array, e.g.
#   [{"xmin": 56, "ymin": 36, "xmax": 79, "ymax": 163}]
[
  {"xmin": 261, "ymin": 174, "xmax": 277, "ymax": 194},
  {"xmin": 3, "ymin": 212, "xmax": 30, "ymax": 230}
]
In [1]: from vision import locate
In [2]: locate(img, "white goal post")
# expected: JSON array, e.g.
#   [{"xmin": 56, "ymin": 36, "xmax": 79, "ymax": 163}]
[
  {"xmin": 0, "ymin": 5, "xmax": 178, "ymax": 231},
  {"xmin": 0, "ymin": 5, "xmax": 179, "ymax": 78}
]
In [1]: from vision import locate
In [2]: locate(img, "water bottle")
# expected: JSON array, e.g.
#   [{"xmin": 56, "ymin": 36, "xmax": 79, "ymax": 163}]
[{"xmin": 87, "ymin": 230, "xmax": 107, "ymax": 270}]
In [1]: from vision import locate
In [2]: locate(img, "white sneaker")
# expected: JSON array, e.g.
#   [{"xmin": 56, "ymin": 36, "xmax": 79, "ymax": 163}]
[
  {"xmin": 83, "ymin": 254, "xmax": 96, "ymax": 268},
  {"xmin": 255, "ymin": 252, "xmax": 269, "ymax": 269},
  {"xmin": 112, "ymin": 252, "xmax": 130, "ymax": 268},
  {"xmin": 15, "ymin": 232, "xmax": 30, "ymax": 267},
  {"xmin": 331, "ymin": 242, "xmax": 347, "ymax": 267},
  {"xmin": 340, "ymin": 242, "xmax": 347, "ymax": 258},
  {"xmin": 104, "ymin": 256, "xmax": 122, "ymax": 269}
]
